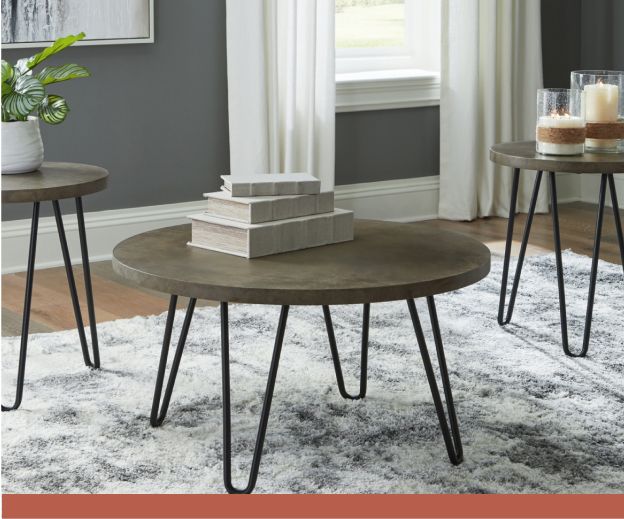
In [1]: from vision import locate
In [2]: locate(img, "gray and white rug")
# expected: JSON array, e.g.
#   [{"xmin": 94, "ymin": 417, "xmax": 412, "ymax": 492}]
[{"xmin": 2, "ymin": 251, "xmax": 623, "ymax": 494}]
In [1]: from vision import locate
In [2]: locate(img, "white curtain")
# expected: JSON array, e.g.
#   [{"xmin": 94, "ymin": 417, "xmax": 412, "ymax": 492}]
[
  {"xmin": 225, "ymin": 0, "xmax": 336, "ymax": 190},
  {"xmin": 439, "ymin": 0, "xmax": 548, "ymax": 220}
]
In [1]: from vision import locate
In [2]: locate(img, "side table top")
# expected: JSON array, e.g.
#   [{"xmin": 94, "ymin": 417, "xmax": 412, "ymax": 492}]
[
  {"xmin": 112, "ymin": 220, "xmax": 491, "ymax": 306},
  {"xmin": 2, "ymin": 162, "xmax": 108, "ymax": 203},
  {"xmin": 490, "ymin": 141, "xmax": 624, "ymax": 174}
]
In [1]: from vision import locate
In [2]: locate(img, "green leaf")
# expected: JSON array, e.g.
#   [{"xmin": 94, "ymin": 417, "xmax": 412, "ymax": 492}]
[
  {"xmin": 2, "ymin": 60, "xmax": 15, "ymax": 96},
  {"xmin": 2, "ymin": 75, "xmax": 45, "ymax": 119},
  {"xmin": 1, "ymin": 60, "xmax": 14, "ymax": 84},
  {"xmin": 38, "ymin": 94, "xmax": 69, "ymax": 124},
  {"xmin": 17, "ymin": 33, "xmax": 86, "ymax": 73},
  {"xmin": 36, "ymin": 64, "xmax": 90, "ymax": 85}
]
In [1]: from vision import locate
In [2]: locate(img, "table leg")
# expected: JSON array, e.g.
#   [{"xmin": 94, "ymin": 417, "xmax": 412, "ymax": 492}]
[
  {"xmin": 75, "ymin": 197, "xmax": 100, "ymax": 368},
  {"xmin": 2, "ymin": 202, "xmax": 40, "ymax": 412},
  {"xmin": 150, "ymin": 295, "xmax": 197, "ymax": 427},
  {"xmin": 52, "ymin": 200, "xmax": 100, "ymax": 368},
  {"xmin": 221, "ymin": 302, "xmax": 289, "ymax": 494},
  {"xmin": 550, "ymin": 172, "xmax": 607, "ymax": 357},
  {"xmin": 498, "ymin": 169, "xmax": 543, "ymax": 325},
  {"xmin": 407, "ymin": 297, "xmax": 463, "ymax": 465},
  {"xmin": 608, "ymin": 174, "xmax": 624, "ymax": 271},
  {"xmin": 323, "ymin": 304, "xmax": 369, "ymax": 400}
]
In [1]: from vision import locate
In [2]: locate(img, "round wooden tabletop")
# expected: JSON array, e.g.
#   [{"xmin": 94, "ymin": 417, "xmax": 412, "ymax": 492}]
[
  {"xmin": 490, "ymin": 141, "xmax": 624, "ymax": 174},
  {"xmin": 2, "ymin": 162, "xmax": 108, "ymax": 203},
  {"xmin": 112, "ymin": 220, "xmax": 491, "ymax": 306}
]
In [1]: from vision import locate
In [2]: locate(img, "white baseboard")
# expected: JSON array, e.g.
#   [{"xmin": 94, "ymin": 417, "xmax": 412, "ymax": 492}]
[
  {"xmin": 556, "ymin": 172, "xmax": 624, "ymax": 206},
  {"xmin": 1, "ymin": 200, "xmax": 206, "ymax": 274},
  {"xmin": 1, "ymin": 176, "xmax": 440, "ymax": 273},
  {"xmin": 334, "ymin": 176, "xmax": 439, "ymax": 222}
]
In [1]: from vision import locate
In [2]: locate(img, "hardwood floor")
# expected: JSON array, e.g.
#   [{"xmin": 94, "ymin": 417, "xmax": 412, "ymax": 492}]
[{"xmin": 2, "ymin": 202, "xmax": 622, "ymax": 337}]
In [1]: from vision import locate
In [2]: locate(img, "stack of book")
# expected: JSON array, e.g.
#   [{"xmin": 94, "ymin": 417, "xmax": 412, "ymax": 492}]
[{"xmin": 188, "ymin": 173, "xmax": 354, "ymax": 258}]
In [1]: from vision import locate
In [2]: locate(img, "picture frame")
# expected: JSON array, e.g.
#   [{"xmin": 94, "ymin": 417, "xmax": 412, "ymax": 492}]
[{"xmin": 1, "ymin": 0, "xmax": 154, "ymax": 48}]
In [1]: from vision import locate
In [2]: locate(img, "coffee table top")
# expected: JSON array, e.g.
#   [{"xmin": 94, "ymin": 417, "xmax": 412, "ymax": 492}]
[
  {"xmin": 112, "ymin": 220, "xmax": 491, "ymax": 305},
  {"xmin": 490, "ymin": 141, "xmax": 624, "ymax": 174},
  {"xmin": 2, "ymin": 162, "xmax": 108, "ymax": 203}
]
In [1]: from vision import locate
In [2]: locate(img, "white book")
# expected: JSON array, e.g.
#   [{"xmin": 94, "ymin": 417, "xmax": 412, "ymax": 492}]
[
  {"xmin": 188, "ymin": 209, "xmax": 354, "ymax": 258},
  {"xmin": 220, "ymin": 173, "xmax": 321, "ymax": 196},
  {"xmin": 202, "ymin": 190, "xmax": 334, "ymax": 224}
]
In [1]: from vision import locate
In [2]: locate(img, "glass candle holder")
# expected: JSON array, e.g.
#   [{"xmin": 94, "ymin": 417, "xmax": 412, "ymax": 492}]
[
  {"xmin": 536, "ymin": 89, "xmax": 585, "ymax": 156},
  {"xmin": 571, "ymin": 70, "xmax": 624, "ymax": 153}
]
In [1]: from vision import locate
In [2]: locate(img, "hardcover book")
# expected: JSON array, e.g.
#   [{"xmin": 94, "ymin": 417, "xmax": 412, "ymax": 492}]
[
  {"xmin": 203, "ymin": 191, "xmax": 334, "ymax": 224},
  {"xmin": 188, "ymin": 209, "xmax": 354, "ymax": 258},
  {"xmin": 220, "ymin": 173, "xmax": 321, "ymax": 196}
]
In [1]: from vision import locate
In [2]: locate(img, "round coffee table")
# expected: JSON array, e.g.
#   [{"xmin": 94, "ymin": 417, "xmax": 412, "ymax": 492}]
[
  {"xmin": 113, "ymin": 220, "xmax": 490, "ymax": 494},
  {"xmin": 2, "ymin": 162, "xmax": 108, "ymax": 411},
  {"xmin": 490, "ymin": 141, "xmax": 624, "ymax": 357}
]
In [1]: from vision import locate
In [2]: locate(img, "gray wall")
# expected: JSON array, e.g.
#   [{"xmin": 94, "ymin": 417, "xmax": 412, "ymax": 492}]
[
  {"xmin": 2, "ymin": 0, "xmax": 229, "ymax": 220},
  {"xmin": 542, "ymin": 0, "xmax": 624, "ymax": 88},
  {"xmin": 335, "ymin": 107, "xmax": 439, "ymax": 185}
]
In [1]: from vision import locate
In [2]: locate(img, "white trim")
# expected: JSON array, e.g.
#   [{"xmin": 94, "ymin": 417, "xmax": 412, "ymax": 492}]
[
  {"xmin": 1, "ymin": 200, "xmax": 206, "ymax": 274},
  {"xmin": 1, "ymin": 177, "xmax": 440, "ymax": 273},
  {"xmin": 580, "ymin": 173, "xmax": 624, "ymax": 206},
  {"xmin": 336, "ymin": 70, "xmax": 440, "ymax": 112},
  {"xmin": 555, "ymin": 172, "xmax": 624, "ymax": 206},
  {"xmin": 335, "ymin": 176, "xmax": 439, "ymax": 222}
]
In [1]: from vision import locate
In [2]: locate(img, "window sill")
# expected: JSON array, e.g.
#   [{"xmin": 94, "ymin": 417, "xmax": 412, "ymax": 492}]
[{"xmin": 335, "ymin": 69, "xmax": 440, "ymax": 113}]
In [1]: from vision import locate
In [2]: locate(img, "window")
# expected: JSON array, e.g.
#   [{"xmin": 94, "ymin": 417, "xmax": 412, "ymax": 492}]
[{"xmin": 335, "ymin": 0, "xmax": 441, "ymax": 112}]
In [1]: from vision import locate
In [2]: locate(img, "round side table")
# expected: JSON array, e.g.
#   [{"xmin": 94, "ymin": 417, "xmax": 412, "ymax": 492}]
[
  {"xmin": 490, "ymin": 141, "xmax": 624, "ymax": 357},
  {"xmin": 113, "ymin": 220, "xmax": 491, "ymax": 493},
  {"xmin": 2, "ymin": 162, "xmax": 108, "ymax": 411}
]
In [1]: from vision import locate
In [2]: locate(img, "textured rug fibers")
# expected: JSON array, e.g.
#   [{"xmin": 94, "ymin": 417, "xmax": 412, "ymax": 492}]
[{"xmin": 2, "ymin": 251, "xmax": 623, "ymax": 493}]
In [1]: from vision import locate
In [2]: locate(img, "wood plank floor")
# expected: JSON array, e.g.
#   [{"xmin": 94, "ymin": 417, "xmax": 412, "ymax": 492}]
[{"xmin": 2, "ymin": 202, "xmax": 622, "ymax": 337}]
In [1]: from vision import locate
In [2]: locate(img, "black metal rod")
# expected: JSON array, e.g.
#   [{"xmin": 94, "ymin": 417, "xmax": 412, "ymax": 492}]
[
  {"xmin": 75, "ymin": 197, "xmax": 100, "ymax": 369},
  {"xmin": 500, "ymin": 170, "xmax": 543, "ymax": 324},
  {"xmin": 150, "ymin": 296, "xmax": 196, "ymax": 427},
  {"xmin": 406, "ymin": 298, "xmax": 463, "ymax": 465},
  {"xmin": 52, "ymin": 200, "xmax": 94, "ymax": 367},
  {"xmin": 578, "ymin": 174, "xmax": 607, "ymax": 356},
  {"xmin": 551, "ymin": 172, "xmax": 607, "ymax": 357},
  {"xmin": 2, "ymin": 202, "xmax": 40, "ymax": 412},
  {"xmin": 608, "ymin": 174, "xmax": 624, "ymax": 271},
  {"xmin": 221, "ymin": 302, "xmax": 289, "ymax": 494},
  {"xmin": 498, "ymin": 168, "xmax": 520, "ymax": 325},
  {"xmin": 323, "ymin": 303, "xmax": 369, "ymax": 400},
  {"xmin": 549, "ymin": 171, "xmax": 570, "ymax": 351}
]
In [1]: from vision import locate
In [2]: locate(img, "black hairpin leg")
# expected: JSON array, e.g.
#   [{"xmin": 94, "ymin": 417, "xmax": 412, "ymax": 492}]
[
  {"xmin": 75, "ymin": 197, "xmax": 100, "ymax": 368},
  {"xmin": 221, "ymin": 302, "xmax": 289, "ymax": 494},
  {"xmin": 323, "ymin": 304, "xmax": 369, "ymax": 400},
  {"xmin": 2, "ymin": 202, "xmax": 40, "ymax": 412},
  {"xmin": 407, "ymin": 297, "xmax": 462, "ymax": 465},
  {"xmin": 52, "ymin": 199, "xmax": 100, "ymax": 368},
  {"xmin": 550, "ymin": 172, "xmax": 608, "ymax": 357},
  {"xmin": 498, "ymin": 169, "xmax": 543, "ymax": 325},
  {"xmin": 150, "ymin": 295, "xmax": 197, "ymax": 427},
  {"xmin": 608, "ymin": 174, "xmax": 624, "ymax": 271}
]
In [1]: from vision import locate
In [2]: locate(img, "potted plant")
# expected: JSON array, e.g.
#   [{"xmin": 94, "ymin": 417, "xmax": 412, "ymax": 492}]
[{"xmin": 1, "ymin": 32, "xmax": 90, "ymax": 175}]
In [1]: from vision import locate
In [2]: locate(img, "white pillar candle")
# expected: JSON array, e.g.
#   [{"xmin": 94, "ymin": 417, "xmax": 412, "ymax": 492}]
[
  {"xmin": 583, "ymin": 82, "xmax": 619, "ymax": 150},
  {"xmin": 536, "ymin": 114, "xmax": 585, "ymax": 155}
]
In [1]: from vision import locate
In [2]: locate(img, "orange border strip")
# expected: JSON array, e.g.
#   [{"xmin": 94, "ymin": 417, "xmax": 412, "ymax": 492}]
[{"xmin": 3, "ymin": 494, "xmax": 624, "ymax": 519}]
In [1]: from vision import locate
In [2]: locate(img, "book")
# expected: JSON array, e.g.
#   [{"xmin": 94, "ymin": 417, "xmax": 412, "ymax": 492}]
[
  {"xmin": 220, "ymin": 173, "xmax": 321, "ymax": 196},
  {"xmin": 188, "ymin": 209, "xmax": 354, "ymax": 258},
  {"xmin": 202, "ymin": 190, "xmax": 334, "ymax": 224}
]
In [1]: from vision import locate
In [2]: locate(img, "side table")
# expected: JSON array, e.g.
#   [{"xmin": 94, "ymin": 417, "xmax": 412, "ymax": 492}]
[
  {"xmin": 2, "ymin": 162, "xmax": 108, "ymax": 410},
  {"xmin": 112, "ymin": 221, "xmax": 491, "ymax": 493},
  {"xmin": 490, "ymin": 141, "xmax": 624, "ymax": 357}
]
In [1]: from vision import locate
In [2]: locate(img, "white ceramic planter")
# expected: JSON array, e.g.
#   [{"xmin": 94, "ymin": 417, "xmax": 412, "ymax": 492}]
[{"xmin": 1, "ymin": 116, "xmax": 44, "ymax": 174}]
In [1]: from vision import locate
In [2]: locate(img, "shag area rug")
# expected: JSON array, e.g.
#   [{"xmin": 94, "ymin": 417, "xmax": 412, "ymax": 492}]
[{"xmin": 2, "ymin": 251, "xmax": 623, "ymax": 494}]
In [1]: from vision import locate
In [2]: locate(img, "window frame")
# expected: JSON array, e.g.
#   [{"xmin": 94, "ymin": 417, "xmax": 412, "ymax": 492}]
[{"xmin": 335, "ymin": 0, "xmax": 441, "ymax": 112}]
